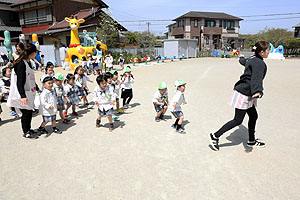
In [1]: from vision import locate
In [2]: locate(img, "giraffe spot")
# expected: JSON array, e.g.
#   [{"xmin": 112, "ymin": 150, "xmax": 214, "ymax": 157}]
[
  {"xmin": 92, "ymin": 48, "xmax": 96, "ymax": 52},
  {"xmin": 65, "ymin": 52, "xmax": 69, "ymax": 59},
  {"xmin": 78, "ymin": 48, "xmax": 85, "ymax": 54}
]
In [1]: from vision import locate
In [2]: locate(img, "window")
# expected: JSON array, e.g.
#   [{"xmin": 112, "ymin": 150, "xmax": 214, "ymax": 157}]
[
  {"xmin": 177, "ymin": 20, "xmax": 184, "ymax": 27},
  {"xmin": 219, "ymin": 20, "xmax": 223, "ymax": 27},
  {"xmin": 223, "ymin": 20, "xmax": 235, "ymax": 29},
  {"xmin": 23, "ymin": 7, "xmax": 52, "ymax": 25},
  {"xmin": 205, "ymin": 20, "xmax": 216, "ymax": 27},
  {"xmin": 194, "ymin": 19, "xmax": 198, "ymax": 27}
]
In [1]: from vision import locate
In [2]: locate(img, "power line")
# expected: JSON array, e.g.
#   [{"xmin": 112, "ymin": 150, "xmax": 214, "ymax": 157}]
[
  {"xmin": 239, "ymin": 12, "xmax": 300, "ymax": 18},
  {"xmin": 243, "ymin": 16, "xmax": 300, "ymax": 22}
]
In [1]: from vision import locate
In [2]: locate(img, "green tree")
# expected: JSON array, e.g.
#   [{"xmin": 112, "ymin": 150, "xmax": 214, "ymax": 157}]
[{"xmin": 97, "ymin": 12, "xmax": 120, "ymax": 48}]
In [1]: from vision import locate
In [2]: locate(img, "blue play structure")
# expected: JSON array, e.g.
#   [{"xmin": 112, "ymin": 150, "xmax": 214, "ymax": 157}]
[
  {"xmin": 179, "ymin": 54, "xmax": 184, "ymax": 60},
  {"xmin": 268, "ymin": 43, "xmax": 285, "ymax": 60},
  {"xmin": 161, "ymin": 56, "xmax": 167, "ymax": 62},
  {"xmin": 212, "ymin": 50, "xmax": 220, "ymax": 56},
  {"xmin": 170, "ymin": 56, "xmax": 176, "ymax": 61}
]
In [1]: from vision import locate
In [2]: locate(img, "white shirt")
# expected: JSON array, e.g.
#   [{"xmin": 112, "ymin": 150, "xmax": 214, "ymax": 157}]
[
  {"xmin": 40, "ymin": 88, "xmax": 57, "ymax": 116},
  {"xmin": 75, "ymin": 74, "xmax": 92, "ymax": 88},
  {"xmin": 93, "ymin": 85, "xmax": 116, "ymax": 111},
  {"xmin": 53, "ymin": 83, "xmax": 65, "ymax": 98},
  {"xmin": 121, "ymin": 76, "xmax": 134, "ymax": 89},
  {"xmin": 111, "ymin": 79, "xmax": 120, "ymax": 97},
  {"xmin": 170, "ymin": 90, "xmax": 186, "ymax": 112},
  {"xmin": 152, "ymin": 90, "xmax": 168, "ymax": 104},
  {"xmin": 64, "ymin": 83, "xmax": 76, "ymax": 96},
  {"xmin": 0, "ymin": 77, "xmax": 10, "ymax": 94}
]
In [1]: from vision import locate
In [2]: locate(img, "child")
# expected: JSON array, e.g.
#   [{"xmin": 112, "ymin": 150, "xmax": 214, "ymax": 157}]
[
  {"xmin": 93, "ymin": 74, "xmax": 115, "ymax": 131},
  {"xmin": 120, "ymin": 67, "xmax": 134, "ymax": 109},
  {"xmin": 80, "ymin": 56, "xmax": 88, "ymax": 72},
  {"xmin": 118, "ymin": 54, "xmax": 125, "ymax": 69},
  {"xmin": 152, "ymin": 82, "xmax": 169, "ymax": 122},
  {"xmin": 87, "ymin": 54, "xmax": 94, "ymax": 75},
  {"xmin": 37, "ymin": 76, "xmax": 61, "ymax": 134},
  {"xmin": 0, "ymin": 67, "xmax": 17, "ymax": 116},
  {"xmin": 40, "ymin": 55, "xmax": 45, "ymax": 71},
  {"xmin": 46, "ymin": 61, "xmax": 55, "ymax": 74},
  {"xmin": 74, "ymin": 65, "xmax": 93, "ymax": 107},
  {"xmin": 105, "ymin": 72, "xmax": 119, "ymax": 120},
  {"xmin": 170, "ymin": 80, "xmax": 187, "ymax": 134},
  {"xmin": 64, "ymin": 73, "xmax": 81, "ymax": 117},
  {"xmin": 105, "ymin": 53, "xmax": 113, "ymax": 71},
  {"xmin": 110, "ymin": 70, "xmax": 123, "ymax": 113},
  {"xmin": 0, "ymin": 86, "xmax": 3, "ymax": 122},
  {"xmin": 53, "ymin": 73, "xmax": 70, "ymax": 123}
]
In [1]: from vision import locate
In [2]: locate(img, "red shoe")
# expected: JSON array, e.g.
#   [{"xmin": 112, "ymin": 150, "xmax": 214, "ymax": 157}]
[
  {"xmin": 63, "ymin": 118, "xmax": 70, "ymax": 123},
  {"xmin": 63, "ymin": 111, "xmax": 68, "ymax": 117},
  {"xmin": 72, "ymin": 112, "xmax": 78, "ymax": 116}
]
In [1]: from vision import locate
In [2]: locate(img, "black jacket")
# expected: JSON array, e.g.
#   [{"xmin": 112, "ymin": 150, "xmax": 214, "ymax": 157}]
[{"xmin": 234, "ymin": 55, "xmax": 267, "ymax": 97}]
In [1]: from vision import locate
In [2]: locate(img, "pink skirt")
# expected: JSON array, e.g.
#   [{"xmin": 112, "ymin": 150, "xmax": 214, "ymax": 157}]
[{"xmin": 228, "ymin": 90, "xmax": 257, "ymax": 110}]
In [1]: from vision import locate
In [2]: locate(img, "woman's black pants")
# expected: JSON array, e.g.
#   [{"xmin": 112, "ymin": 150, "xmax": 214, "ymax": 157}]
[{"xmin": 20, "ymin": 109, "xmax": 33, "ymax": 133}]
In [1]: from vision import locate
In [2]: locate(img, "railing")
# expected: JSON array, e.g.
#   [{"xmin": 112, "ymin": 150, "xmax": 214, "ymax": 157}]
[
  {"xmin": 172, "ymin": 27, "xmax": 184, "ymax": 36},
  {"xmin": 23, "ymin": 15, "xmax": 51, "ymax": 25}
]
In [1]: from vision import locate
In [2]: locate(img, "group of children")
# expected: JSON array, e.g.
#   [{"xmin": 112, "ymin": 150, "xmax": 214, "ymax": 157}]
[{"xmin": 152, "ymin": 80, "xmax": 187, "ymax": 134}]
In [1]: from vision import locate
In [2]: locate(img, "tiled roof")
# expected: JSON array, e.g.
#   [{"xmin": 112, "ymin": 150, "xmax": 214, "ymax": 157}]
[
  {"xmin": 293, "ymin": 23, "xmax": 300, "ymax": 28},
  {"xmin": 0, "ymin": 0, "xmax": 20, "ymax": 4},
  {"xmin": 174, "ymin": 11, "xmax": 243, "ymax": 21},
  {"xmin": 49, "ymin": 7, "xmax": 102, "ymax": 30},
  {"xmin": 11, "ymin": 0, "xmax": 108, "ymax": 8},
  {"xmin": 0, "ymin": 25, "xmax": 22, "ymax": 32}
]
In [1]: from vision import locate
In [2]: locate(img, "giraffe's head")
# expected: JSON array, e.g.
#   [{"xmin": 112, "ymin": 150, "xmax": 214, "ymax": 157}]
[{"xmin": 65, "ymin": 16, "xmax": 85, "ymax": 30}]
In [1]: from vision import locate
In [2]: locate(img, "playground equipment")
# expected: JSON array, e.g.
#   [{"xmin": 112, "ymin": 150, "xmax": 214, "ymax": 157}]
[
  {"xmin": 142, "ymin": 56, "xmax": 150, "ymax": 65},
  {"xmin": 130, "ymin": 57, "xmax": 139, "ymax": 66},
  {"xmin": 268, "ymin": 43, "xmax": 285, "ymax": 60},
  {"xmin": 32, "ymin": 33, "xmax": 41, "ymax": 69},
  {"xmin": 179, "ymin": 54, "xmax": 184, "ymax": 60},
  {"xmin": 161, "ymin": 56, "xmax": 167, "ymax": 62},
  {"xmin": 170, "ymin": 56, "xmax": 176, "ymax": 61},
  {"xmin": 156, "ymin": 55, "xmax": 161, "ymax": 63},
  {"xmin": 212, "ymin": 50, "xmax": 220, "ymax": 56},
  {"xmin": 64, "ymin": 16, "xmax": 107, "ymax": 70},
  {"xmin": 232, "ymin": 49, "xmax": 240, "ymax": 56},
  {"xmin": 4, "ymin": 31, "xmax": 12, "ymax": 62}
]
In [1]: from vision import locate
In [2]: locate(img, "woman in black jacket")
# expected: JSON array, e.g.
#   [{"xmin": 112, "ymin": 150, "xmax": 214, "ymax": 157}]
[
  {"xmin": 7, "ymin": 43, "xmax": 40, "ymax": 139},
  {"xmin": 209, "ymin": 41, "xmax": 270, "ymax": 151}
]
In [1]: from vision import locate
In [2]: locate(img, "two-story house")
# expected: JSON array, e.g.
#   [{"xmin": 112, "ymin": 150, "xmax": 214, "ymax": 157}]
[
  {"xmin": 0, "ymin": 0, "xmax": 21, "ymax": 40},
  {"xmin": 167, "ymin": 11, "xmax": 243, "ymax": 50},
  {"xmin": 10, "ymin": 0, "xmax": 126, "ymax": 46},
  {"xmin": 293, "ymin": 23, "xmax": 300, "ymax": 38}
]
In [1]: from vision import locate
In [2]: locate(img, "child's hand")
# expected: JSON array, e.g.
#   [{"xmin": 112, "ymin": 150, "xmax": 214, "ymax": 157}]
[
  {"xmin": 57, "ymin": 105, "xmax": 60, "ymax": 110},
  {"xmin": 66, "ymin": 98, "xmax": 70, "ymax": 104},
  {"xmin": 49, "ymin": 106, "xmax": 54, "ymax": 110},
  {"xmin": 95, "ymin": 101, "xmax": 99, "ymax": 106},
  {"xmin": 110, "ymin": 101, "xmax": 115, "ymax": 105},
  {"xmin": 173, "ymin": 103, "xmax": 176, "ymax": 109}
]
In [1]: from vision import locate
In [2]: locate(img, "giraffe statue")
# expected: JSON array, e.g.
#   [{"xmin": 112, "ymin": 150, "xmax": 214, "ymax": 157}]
[{"xmin": 64, "ymin": 16, "xmax": 107, "ymax": 70}]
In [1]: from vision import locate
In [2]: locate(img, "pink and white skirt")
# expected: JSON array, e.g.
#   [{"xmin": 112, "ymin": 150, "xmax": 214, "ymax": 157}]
[{"xmin": 228, "ymin": 90, "xmax": 257, "ymax": 110}]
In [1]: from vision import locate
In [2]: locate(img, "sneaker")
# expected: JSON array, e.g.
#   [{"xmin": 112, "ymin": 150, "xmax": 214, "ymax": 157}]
[
  {"xmin": 209, "ymin": 133, "xmax": 219, "ymax": 151},
  {"xmin": 63, "ymin": 111, "xmax": 68, "ymax": 117},
  {"xmin": 109, "ymin": 124, "xmax": 114, "ymax": 132},
  {"xmin": 23, "ymin": 131, "xmax": 39, "ymax": 139},
  {"xmin": 37, "ymin": 127, "xmax": 48, "ymax": 135},
  {"xmin": 112, "ymin": 115, "xmax": 119, "ymax": 120},
  {"xmin": 155, "ymin": 117, "xmax": 160, "ymax": 122},
  {"xmin": 116, "ymin": 109, "xmax": 123, "ymax": 113},
  {"xmin": 53, "ymin": 127, "xmax": 62, "ymax": 134},
  {"xmin": 63, "ymin": 118, "xmax": 70, "ymax": 123},
  {"xmin": 176, "ymin": 128, "xmax": 186, "ymax": 134},
  {"xmin": 123, "ymin": 105, "xmax": 129, "ymax": 109},
  {"xmin": 171, "ymin": 124, "xmax": 176, "ymax": 129},
  {"xmin": 96, "ymin": 119, "xmax": 101, "ymax": 127},
  {"xmin": 247, "ymin": 139, "xmax": 266, "ymax": 148},
  {"xmin": 9, "ymin": 111, "xmax": 17, "ymax": 116},
  {"xmin": 159, "ymin": 114, "xmax": 164, "ymax": 120},
  {"xmin": 72, "ymin": 112, "xmax": 78, "ymax": 116},
  {"xmin": 32, "ymin": 109, "xmax": 39, "ymax": 115}
]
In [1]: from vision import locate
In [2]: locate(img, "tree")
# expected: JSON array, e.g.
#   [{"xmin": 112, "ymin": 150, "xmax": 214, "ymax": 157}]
[{"xmin": 97, "ymin": 12, "xmax": 120, "ymax": 48}]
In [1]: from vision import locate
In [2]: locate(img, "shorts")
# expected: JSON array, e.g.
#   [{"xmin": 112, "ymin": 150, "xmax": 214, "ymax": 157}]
[
  {"xmin": 57, "ymin": 97, "xmax": 65, "ymax": 111},
  {"xmin": 153, "ymin": 103, "xmax": 166, "ymax": 112},
  {"xmin": 171, "ymin": 111, "xmax": 183, "ymax": 118},
  {"xmin": 98, "ymin": 108, "xmax": 114, "ymax": 116},
  {"xmin": 76, "ymin": 86, "xmax": 87, "ymax": 97},
  {"xmin": 93, "ymin": 63, "xmax": 100, "ymax": 70},
  {"xmin": 116, "ymin": 97, "xmax": 119, "ymax": 101},
  {"xmin": 43, "ymin": 115, "xmax": 56, "ymax": 122}
]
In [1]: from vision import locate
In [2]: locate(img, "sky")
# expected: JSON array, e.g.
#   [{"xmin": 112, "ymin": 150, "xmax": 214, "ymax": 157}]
[{"xmin": 103, "ymin": 0, "xmax": 300, "ymax": 35}]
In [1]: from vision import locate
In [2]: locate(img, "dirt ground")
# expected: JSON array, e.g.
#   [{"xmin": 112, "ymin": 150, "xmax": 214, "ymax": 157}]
[{"xmin": 0, "ymin": 57, "xmax": 299, "ymax": 200}]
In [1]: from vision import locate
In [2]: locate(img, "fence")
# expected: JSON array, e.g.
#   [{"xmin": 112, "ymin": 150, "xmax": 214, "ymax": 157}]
[{"xmin": 109, "ymin": 47, "xmax": 164, "ymax": 58}]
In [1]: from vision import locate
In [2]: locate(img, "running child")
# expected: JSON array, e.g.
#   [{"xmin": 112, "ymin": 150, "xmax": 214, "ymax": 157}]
[
  {"xmin": 152, "ymin": 82, "xmax": 169, "ymax": 122},
  {"xmin": 53, "ymin": 73, "xmax": 70, "ymax": 123},
  {"xmin": 120, "ymin": 67, "xmax": 134, "ymax": 109},
  {"xmin": 118, "ymin": 54, "xmax": 124, "ymax": 70},
  {"xmin": 37, "ymin": 76, "xmax": 61, "ymax": 135},
  {"xmin": 93, "ymin": 74, "xmax": 116, "ymax": 131},
  {"xmin": 105, "ymin": 72, "xmax": 119, "ymax": 120},
  {"xmin": 110, "ymin": 70, "xmax": 123, "ymax": 113},
  {"xmin": 74, "ymin": 65, "xmax": 93, "ymax": 107},
  {"xmin": 170, "ymin": 80, "xmax": 187, "ymax": 134},
  {"xmin": 64, "ymin": 73, "xmax": 81, "ymax": 117}
]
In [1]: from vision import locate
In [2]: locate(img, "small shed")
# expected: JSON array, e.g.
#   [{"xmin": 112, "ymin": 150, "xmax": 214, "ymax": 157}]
[{"xmin": 163, "ymin": 39, "xmax": 198, "ymax": 58}]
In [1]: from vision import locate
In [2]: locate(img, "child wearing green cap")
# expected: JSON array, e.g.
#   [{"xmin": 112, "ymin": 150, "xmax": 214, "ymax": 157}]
[
  {"xmin": 170, "ymin": 80, "xmax": 187, "ymax": 133},
  {"xmin": 53, "ymin": 73, "xmax": 70, "ymax": 124},
  {"xmin": 152, "ymin": 82, "xmax": 169, "ymax": 122},
  {"xmin": 120, "ymin": 67, "xmax": 134, "ymax": 109}
]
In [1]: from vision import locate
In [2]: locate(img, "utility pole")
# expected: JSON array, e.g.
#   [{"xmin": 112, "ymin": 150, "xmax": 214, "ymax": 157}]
[{"xmin": 146, "ymin": 22, "xmax": 150, "ymax": 33}]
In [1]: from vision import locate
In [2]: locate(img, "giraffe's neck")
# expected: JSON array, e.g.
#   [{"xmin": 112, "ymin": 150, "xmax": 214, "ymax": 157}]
[{"xmin": 70, "ymin": 29, "xmax": 80, "ymax": 45}]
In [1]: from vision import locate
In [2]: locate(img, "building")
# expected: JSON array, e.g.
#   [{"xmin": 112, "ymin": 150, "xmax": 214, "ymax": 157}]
[
  {"xmin": 293, "ymin": 23, "xmax": 300, "ymax": 38},
  {"xmin": 167, "ymin": 11, "xmax": 243, "ymax": 50},
  {"xmin": 0, "ymin": 0, "xmax": 22, "ymax": 40},
  {"xmin": 10, "ymin": 0, "xmax": 127, "ymax": 47}
]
